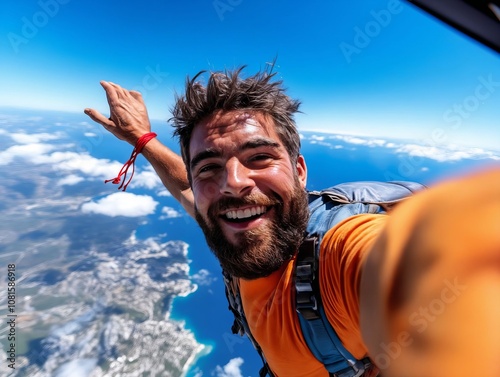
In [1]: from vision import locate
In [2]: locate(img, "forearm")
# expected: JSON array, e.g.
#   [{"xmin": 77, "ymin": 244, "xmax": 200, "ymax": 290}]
[
  {"xmin": 359, "ymin": 167, "xmax": 500, "ymax": 377},
  {"xmin": 141, "ymin": 138, "xmax": 195, "ymax": 218}
]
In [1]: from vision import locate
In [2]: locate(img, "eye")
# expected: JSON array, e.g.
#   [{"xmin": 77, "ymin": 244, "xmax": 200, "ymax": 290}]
[
  {"xmin": 196, "ymin": 163, "xmax": 220, "ymax": 177},
  {"xmin": 246, "ymin": 154, "xmax": 275, "ymax": 168},
  {"xmin": 249, "ymin": 154, "xmax": 272, "ymax": 162}
]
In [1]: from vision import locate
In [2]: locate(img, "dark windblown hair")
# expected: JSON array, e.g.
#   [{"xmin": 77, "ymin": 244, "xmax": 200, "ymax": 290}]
[{"xmin": 170, "ymin": 65, "xmax": 302, "ymax": 171}]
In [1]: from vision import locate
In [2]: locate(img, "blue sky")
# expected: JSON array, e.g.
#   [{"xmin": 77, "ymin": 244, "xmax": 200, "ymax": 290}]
[{"xmin": 1, "ymin": 0, "xmax": 499, "ymax": 150}]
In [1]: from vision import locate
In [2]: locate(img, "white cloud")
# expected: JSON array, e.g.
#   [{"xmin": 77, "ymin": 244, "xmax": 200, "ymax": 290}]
[
  {"xmin": 40, "ymin": 151, "xmax": 122, "ymax": 178},
  {"xmin": 0, "ymin": 141, "xmax": 124, "ymax": 183},
  {"xmin": 157, "ymin": 189, "xmax": 172, "ymax": 197},
  {"xmin": 366, "ymin": 139, "xmax": 387, "ymax": 147},
  {"xmin": 10, "ymin": 132, "xmax": 63, "ymax": 144},
  {"xmin": 394, "ymin": 144, "xmax": 500, "ymax": 162},
  {"xmin": 129, "ymin": 166, "xmax": 163, "ymax": 189},
  {"xmin": 192, "ymin": 269, "xmax": 216, "ymax": 286},
  {"xmin": 37, "ymin": 151, "xmax": 162, "ymax": 190},
  {"xmin": 333, "ymin": 135, "xmax": 367, "ymax": 145},
  {"xmin": 331, "ymin": 134, "xmax": 387, "ymax": 147},
  {"xmin": 302, "ymin": 132, "xmax": 500, "ymax": 162},
  {"xmin": 0, "ymin": 130, "xmax": 159, "ymax": 189},
  {"xmin": 54, "ymin": 358, "xmax": 98, "ymax": 377},
  {"xmin": 0, "ymin": 143, "xmax": 56, "ymax": 165},
  {"xmin": 159, "ymin": 206, "xmax": 182, "ymax": 219},
  {"xmin": 57, "ymin": 174, "xmax": 85, "ymax": 186},
  {"xmin": 214, "ymin": 358, "xmax": 244, "ymax": 377},
  {"xmin": 81, "ymin": 192, "xmax": 158, "ymax": 217},
  {"xmin": 310, "ymin": 134, "xmax": 325, "ymax": 141},
  {"xmin": 56, "ymin": 153, "xmax": 165, "ymax": 189}
]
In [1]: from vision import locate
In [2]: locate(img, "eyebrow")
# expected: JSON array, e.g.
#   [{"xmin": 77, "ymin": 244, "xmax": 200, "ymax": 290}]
[
  {"xmin": 190, "ymin": 137, "xmax": 281, "ymax": 171},
  {"xmin": 190, "ymin": 148, "xmax": 222, "ymax": 171},
  {"xmin": 240, "ymin": 138, "xmax": 281, "ymax": 151}
]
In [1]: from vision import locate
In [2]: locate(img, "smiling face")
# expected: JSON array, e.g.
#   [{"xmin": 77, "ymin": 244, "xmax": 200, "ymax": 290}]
[{"xmin": 189, "ymin": 110, "xmax": 309, "ymax": 279}]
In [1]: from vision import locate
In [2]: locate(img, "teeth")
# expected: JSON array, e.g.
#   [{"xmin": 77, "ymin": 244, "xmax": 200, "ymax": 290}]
[{"xmin": 225, "ymin": 206, "xmax": 266, "ymax": 220}]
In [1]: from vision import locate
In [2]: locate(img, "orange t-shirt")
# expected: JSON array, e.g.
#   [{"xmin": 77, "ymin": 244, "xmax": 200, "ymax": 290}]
[{"xmin": 239, "ymin": 214, "xmax": 387, "ymax": 377}]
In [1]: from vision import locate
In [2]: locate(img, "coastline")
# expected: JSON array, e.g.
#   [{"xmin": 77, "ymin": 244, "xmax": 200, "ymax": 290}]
[{"xmin": 181, "ymin": 343, "xmax": 214, "ymax": 377}]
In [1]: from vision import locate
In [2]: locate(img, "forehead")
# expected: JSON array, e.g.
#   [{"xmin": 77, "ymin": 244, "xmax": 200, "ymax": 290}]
[{"xmin": 189, "ymin": 110, "xmax": 281, "ymax": 156}]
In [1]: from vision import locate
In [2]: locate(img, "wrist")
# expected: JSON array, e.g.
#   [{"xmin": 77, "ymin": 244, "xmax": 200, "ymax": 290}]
[
  {"xmin": 128, "ymin": 130, "xmax": 152, "ymax": 146},
  {"xmin": 105, "ymin": 132, "xmax": 157, "ymax": 191}
]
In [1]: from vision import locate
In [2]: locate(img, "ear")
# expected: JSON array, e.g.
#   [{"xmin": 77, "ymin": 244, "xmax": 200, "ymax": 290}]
[{"xmin": 296, "ymin": 154, "xmax": 307, "ymax": 189}]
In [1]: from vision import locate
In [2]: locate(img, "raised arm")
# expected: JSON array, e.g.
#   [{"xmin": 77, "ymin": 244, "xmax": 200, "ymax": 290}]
[{"xmin": 84, "ymin": 81, "xmax": 195, "ymax": 218}]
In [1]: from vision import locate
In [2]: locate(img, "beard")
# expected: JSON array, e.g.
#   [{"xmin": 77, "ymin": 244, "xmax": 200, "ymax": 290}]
[{"xmin": 195, "ymin": 179, "xmax": 309, "ymax": 280}]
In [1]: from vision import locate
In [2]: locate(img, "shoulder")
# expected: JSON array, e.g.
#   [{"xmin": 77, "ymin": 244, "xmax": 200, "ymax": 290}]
[{"xmin": 320, "ymin": 213, "xmax": 387, "ymax": 257}]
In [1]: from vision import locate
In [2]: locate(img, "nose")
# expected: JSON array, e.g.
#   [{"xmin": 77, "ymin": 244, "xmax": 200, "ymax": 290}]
[{"xmin": 220, "ymin": 157, "xmax": 254, "ymax": 196}]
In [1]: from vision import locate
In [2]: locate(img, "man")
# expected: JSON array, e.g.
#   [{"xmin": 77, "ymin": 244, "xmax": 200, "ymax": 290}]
[{"xmin": 85, "ymin": 68, "xmax": 500, "ymax": 377}]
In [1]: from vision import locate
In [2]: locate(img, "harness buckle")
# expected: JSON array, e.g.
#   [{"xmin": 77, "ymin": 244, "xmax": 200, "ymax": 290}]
[{"xmin": 295, "ymin": 237, "xmax": 320, "ymax": 320}]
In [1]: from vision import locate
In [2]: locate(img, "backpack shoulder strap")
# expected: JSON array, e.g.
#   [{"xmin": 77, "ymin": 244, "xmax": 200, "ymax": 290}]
[
  {"xmin": 296, "ymin": 181, "xmax": 425, "ymax": 376},
  {"xmin": 296, "ymin": 237, "xmax": 371, "ymax": 377}
]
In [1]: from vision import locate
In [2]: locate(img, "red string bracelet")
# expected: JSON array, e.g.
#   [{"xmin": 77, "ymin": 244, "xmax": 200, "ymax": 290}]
[{"xmin": 105, "ymin": 132, "xmax": 157, "ymax": 191}]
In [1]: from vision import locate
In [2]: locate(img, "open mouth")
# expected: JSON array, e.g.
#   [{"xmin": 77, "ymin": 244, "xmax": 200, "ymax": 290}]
[{"xmin": 221, "ymin": 205, "xmax": 269, "ymax": 223}]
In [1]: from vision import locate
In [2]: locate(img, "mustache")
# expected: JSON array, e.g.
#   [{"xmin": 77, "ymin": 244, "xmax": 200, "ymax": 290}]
[{"xmin": 208, "ymin": 192, "xmax": 281, "ymax": 218}]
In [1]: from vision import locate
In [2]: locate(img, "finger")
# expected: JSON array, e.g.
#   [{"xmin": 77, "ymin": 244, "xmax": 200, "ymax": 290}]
[
  {"xmin": 100, "ymin": 81, "xmax": 120, "ymax": 105},
  {"xmin": 107, "ymin": 81, "xmax": 125, "ymax": 91},
  {"xmin": 107, "ymin": 81, "xmax": 130, "ymax": 100},
  {"xmin": 129, "ymin": 90, "xmax": 143, "ymax": 101},
  {"xmin": 84, "ymin": 108, "xmax": 114, "ymax": 128},
  {"xmin": 106, "ymin": 81, "xmax": 144, "ymax": 107}
]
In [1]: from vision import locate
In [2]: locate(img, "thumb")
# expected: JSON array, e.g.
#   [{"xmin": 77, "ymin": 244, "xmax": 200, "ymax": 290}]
[{"xmin": 84, "ymin": 108, "xmax": 114, "ymax": 128}]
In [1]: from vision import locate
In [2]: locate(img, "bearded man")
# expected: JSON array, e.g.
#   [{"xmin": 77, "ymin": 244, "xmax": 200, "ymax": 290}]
[{"xmin": 85, "ymin": 67, "xmax": 500, "ymax": 377}]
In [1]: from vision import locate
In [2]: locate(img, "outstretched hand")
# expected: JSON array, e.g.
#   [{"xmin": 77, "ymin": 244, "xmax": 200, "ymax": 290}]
[
  {"xmin": 84, "ymin": 81, "xmax": 151, "ymax": 146},
  {"xmin": 84, "ymin": 80, "xmax": 195, "ymax": 217}
]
